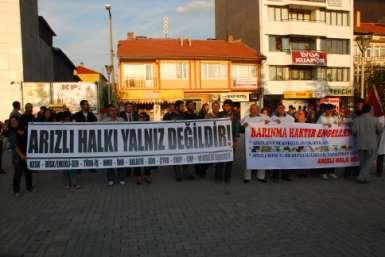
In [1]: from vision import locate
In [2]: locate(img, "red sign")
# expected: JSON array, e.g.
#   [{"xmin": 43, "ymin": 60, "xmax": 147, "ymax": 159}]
[
  {"xmin": 292, "ymin": 51, "xmax": 327, "ymax": 66},
  {"xmin": 320, "ymin": 97, "xmax": 340, "ymax": 112}
]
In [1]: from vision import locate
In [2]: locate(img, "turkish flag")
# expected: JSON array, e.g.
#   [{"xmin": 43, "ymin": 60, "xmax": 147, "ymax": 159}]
[{"xmin": 365, "ymin": 86, "xmax": 385, "ymax": 117}]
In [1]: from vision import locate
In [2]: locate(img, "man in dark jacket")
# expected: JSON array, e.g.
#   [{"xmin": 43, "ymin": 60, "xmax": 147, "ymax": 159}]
[
  {"xmin": 119, "ymin": 102, "xmax": 139, "ymax": 122},
  {"xmin": 72, "ymin": 100, "xmax": 97, "ymax": 122},
  {"xmin": 20, "ymin": 103, "xmax": 36, "ymax": 129},
  {"xmin": 215, "ymin": 99, "xmax": 240, "ymax": 183}
]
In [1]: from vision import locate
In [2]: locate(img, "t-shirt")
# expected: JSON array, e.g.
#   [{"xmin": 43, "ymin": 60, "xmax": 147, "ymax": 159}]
[
  {"xmin": 271, "ymin": 114, "xmax": 295, "ymax": 124},
  {"xmin": 241, "ymin": 115, "xmax": 270, "ymax": 126},
  {"xmin": 317, "ymin": 114, "xmax": 338, "ymax": 126}
]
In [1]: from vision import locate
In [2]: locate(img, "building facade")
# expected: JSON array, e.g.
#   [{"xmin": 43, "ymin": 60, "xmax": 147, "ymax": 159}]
[
  {"xmin": 0, "ymin": 0, "xmax": 75, "ymax": 120},
  {"xmin": 354, "ymin": 20, "xmax": 385, "ymax": 96},
  {"xmin": 216, "ymin": 0, "xmax": 355, "ymax": 109},
  {"xmin": 117, "ymin": 34, "xmax": 265, "ymax": 120}
]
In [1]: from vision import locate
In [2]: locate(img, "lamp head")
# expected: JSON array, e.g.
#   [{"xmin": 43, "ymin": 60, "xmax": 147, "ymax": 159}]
[{"xmin": 105, "ymin": 4, "xmax": 111, "ymax": 10}]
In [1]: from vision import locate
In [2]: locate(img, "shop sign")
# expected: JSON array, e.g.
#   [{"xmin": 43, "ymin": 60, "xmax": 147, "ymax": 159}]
[
  {"xmin": 233, "ymin": 78, "xmax": 257, "ymax": 88},
  {"xmin": 284, "ymin": 91, "xmax": 315, "ymax": 99},
  {"xmin": 220, "ymin": 92, "xmax": 250, "ymax": 102},
  {"xmin": 327, "ymin": 87, "xmax": 353, "ymax": 96},
  {"xmin": 292, "ymin": 51, "xmax": 327, "ymax": 66}
]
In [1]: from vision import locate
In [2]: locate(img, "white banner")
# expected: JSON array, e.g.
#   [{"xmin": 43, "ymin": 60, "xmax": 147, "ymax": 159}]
[
  {"xmin": 27, "ymin": 119, "xmax": 233, "ymax": 170},
  {"xmin": 246, "ymin": 123, "xmax": 359, "ymax": 170}
]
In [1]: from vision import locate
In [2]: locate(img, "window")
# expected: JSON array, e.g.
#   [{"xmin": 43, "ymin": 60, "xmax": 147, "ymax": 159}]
[
  {"xmin": 232, "ymin": 64, "xmax": 257, "ymax": 78},
  {"xmin": 123, "ymin": 64, "xmax": 153, "ymax": 88},
  {"xmin": 374, "ymin": 47, "xmax": 380, "ymax": 58},
  {"xmin": 319, "ymin": 10, "xmax": 326, "ymax": 22},
  {"xmin": 325, "ymin": 11, "xmax": 350, "ymax": 26},
  {"xmin": 268, "ymin": 6, "xmax": 288, "ymax": 21},
  {"xmin": 289, "ymin": 9, "xmax": 312, "ymax": 21},
  {"xmin": 290, "ymin": 67, "xmax": 314, "ymax": 80},
  {"xmin": 326, "ymin": 68, "xmax": 350, "ymax": 81},
  {"xmin": 269, "ymin": 66, "xmax": 289, "ymax": 81},
  {"xmin": 291, "ymin": 38, "xmax": 316, "ymax": 50},
  {"xmin": 320, "ymin": 39, "xmax": 350, "ymax": 54},
  {"xmin": 161, "ymin": 62, "xmax": 189, "ymax": 80},
  {"xmin": 380, "ymin": 47, "xmax": 385, "ymax": 57},
  {"xmin": 365, "ymin": 48, "xmax": 372, "ymax": 57},
  {"xmin": 201, "ymin": 63, "xmax": 227, "ymax": 80}
]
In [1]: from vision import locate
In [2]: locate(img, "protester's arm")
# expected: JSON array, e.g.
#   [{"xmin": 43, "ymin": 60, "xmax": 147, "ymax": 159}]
[
  {"xmin": 376, "ymin": 119, "xmax": 384, "ymax": 135},
  {"xmin": 15, "ymin": 146, "xmax": 26, "ymax": 161}
]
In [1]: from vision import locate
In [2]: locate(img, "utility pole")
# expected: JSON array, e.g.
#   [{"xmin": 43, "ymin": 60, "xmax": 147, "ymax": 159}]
[{"xmin": 105, "ymin": 4, "xmax": 115, "ymax": 104}]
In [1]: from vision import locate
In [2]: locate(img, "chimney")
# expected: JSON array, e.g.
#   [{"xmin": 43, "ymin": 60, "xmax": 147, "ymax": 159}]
[
  {"xmin": 228, "ymin": 35, "xmax": 234, "ymax": 42},
  {"xmin": 356, "ymin": 11, "xmax": 361, "ymax": 27},
  {"xmin": 180, "ymin": 36, "xmax": 184, "ymax": 47},
  {"xmin": 188, "ymin": 36, "xmax": 192, "ymax": 47},
  {"xmin": 127, "ymin": 32, "xmax": 135, "ymax": 40}
]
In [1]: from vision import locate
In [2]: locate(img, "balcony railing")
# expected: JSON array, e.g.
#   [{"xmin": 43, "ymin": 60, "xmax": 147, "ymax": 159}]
[{"xmin": 122, "ymin": 78, "xmax": 156, "ymax": 89}]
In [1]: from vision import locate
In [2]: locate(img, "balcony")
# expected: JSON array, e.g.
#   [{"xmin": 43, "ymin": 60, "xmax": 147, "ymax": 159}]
[{"xmin": 122, "ymin": 77, "xmax": 156, "ymax": 90}]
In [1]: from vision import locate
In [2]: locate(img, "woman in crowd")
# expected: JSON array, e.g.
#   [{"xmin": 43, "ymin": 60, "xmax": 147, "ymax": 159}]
[
  {"xmin": 134, "ymin": 112, "xmax": 153, "ymax": 185},
  {"xmin": 43, "ymin": 109, "xmax": 56, "ymax": 122},
  {"xmin": 198, "ymin": 103, "xmax": 210, "ymax": 119}
]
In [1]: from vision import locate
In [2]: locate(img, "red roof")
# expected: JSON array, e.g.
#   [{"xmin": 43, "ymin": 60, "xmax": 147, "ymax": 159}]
[
  {"xmin": 355, "ymin": 22, "xmax": 385, "ymax": 36},
  {"xmin": 76, "ymin": 66, "xmax": 100, "ymax": 75},
  {"xmin": 117, "ymin": 38, "xmax": 265, "ymax": 62}
]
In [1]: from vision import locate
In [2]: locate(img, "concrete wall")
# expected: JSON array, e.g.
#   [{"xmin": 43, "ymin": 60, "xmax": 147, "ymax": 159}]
[
  {"xmin": 20, "ymin": 0, "xmax": 54, "ymax": 82},
  {"xmin": 215, "ymin": 0, "xmax": 261, "ymax": 51},
  {"xmin": 0, "ymin": 0, "xmax": 24, "ymax": 120}
]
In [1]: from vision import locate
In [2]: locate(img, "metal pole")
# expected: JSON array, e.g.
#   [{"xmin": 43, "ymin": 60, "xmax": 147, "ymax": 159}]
[
  {"xmin": 108, "ymin": 9, "xmax": 114, "ymax": 105},
  {"xmin": 360, "ymin": 51, "xmax": 365, "ymax": 99}
]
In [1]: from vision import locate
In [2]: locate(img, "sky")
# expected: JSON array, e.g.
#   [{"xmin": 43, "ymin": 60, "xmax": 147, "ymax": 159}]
[{"xmin": 38, "ymin": 0, "xmax": 215, "ymax": 75}]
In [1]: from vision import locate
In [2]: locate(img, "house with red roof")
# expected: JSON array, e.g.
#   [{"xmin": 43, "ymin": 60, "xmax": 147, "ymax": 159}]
[{"xmin": 117, "ymin": 33, "xmax": 265, "ymax": 120}]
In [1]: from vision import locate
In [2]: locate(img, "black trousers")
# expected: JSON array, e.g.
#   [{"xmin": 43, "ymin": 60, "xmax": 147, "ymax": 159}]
[
  {"xmin": 13, "ymin": 160, "xmax": 32, "ymax": 193},
  {"xmin": 377, "ymin": 155, "xmax": 384, "ymax": 176},
  {"xmin": 214, "ymin": 162, "xmax": 232, "ymax": 182},
  {"xmin": 0, "ymin": 140, "xmax": 3, "ymax": 170},
  {"xmin": 134, "ymin": 167, "xmax": 151, "ymax": 176}
]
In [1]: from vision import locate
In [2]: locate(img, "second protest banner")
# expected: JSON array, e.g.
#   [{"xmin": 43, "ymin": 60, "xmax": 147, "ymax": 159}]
[
  {"xmin": 246, "ymin": 123, "xmax": 359, "ymax": 170},
  {"xmin": 27, "ymin": 119, "xmax": 233, "ymax": 171}
]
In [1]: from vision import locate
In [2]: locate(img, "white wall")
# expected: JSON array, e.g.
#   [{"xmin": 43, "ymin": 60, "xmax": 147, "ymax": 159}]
[{"xmin": 0, "ymin": 0, "xmax": 23, "ymax": 120}]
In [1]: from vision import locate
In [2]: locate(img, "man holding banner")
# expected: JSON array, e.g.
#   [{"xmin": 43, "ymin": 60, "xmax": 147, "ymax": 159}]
[{"xmin": 241, "ymin": 104, "xmax": 269, "ymax": 183}]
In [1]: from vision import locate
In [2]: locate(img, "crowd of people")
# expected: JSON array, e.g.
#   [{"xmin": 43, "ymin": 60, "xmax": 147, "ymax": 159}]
[{"xmin": 0, "ymin": 98, "xmax": 383, "ymax": 197}]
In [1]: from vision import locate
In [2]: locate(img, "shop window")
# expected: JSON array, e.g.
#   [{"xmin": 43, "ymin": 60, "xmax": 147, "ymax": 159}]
[
  {"xmin": 161, "ymin": 62, "xmax": 189, "ymax": 80},
  {"xmin": 201, "ymin": 63, "xmax": 228, "ymax": 80}
]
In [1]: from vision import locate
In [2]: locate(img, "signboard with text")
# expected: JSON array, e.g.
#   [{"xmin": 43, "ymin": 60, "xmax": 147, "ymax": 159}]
[
  {"xmin": 246, "ymin": 123, "xmax": 359, "ymax": 170},
  {"xmin": 26, "ymin": 119, "xmax": 234, "ymax": 171},
  {"xmin": 292, "ymin": 51, "xmax": 327, "ymax": 66}
]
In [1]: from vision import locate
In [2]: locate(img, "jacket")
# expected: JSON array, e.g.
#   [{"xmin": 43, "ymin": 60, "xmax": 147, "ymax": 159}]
[
  {"xmin": 352, "ymin": 113, "xmax": 383, "ymax": 150},
  {"xmin": 72, "ymin": 111, "xmax": 98, "ymax": 122}
]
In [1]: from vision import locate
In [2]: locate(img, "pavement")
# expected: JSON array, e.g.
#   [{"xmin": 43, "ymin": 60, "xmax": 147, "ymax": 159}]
[{"xmin": 1, "ymin": 141, "xmax": 385, "ymax": 257}]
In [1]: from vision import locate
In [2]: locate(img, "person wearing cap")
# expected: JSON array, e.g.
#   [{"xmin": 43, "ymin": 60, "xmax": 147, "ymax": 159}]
[{"xmin": 317, "ymin": 104, "xmax": 339, "ymax": 180}]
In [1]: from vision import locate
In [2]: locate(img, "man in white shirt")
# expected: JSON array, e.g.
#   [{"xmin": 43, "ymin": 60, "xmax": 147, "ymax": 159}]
[
  {"xmin": 241, "ymin": 104, "xmax": 270, "ymax": 183},
  {"xmin": 271, "ymin": 104, "xmax": 294, "ymax": 182}
]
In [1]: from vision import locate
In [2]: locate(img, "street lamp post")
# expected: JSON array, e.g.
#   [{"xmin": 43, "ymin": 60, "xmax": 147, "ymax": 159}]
[
  {"xmin": 356, "ymin": 34, "xmax": 373, "ymax": 99},
  {"xmin": 105, "ymin": 4, "xmax": 115, "ymax": 105}
]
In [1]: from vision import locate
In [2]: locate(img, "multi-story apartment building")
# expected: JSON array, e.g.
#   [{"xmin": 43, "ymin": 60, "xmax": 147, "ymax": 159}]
[
  {"xmin": 354, "ymin": 18, "xmax": 385, "ymax": 96},
  {"xmin": 117, "ymin": 33, "xmax": 265, "ymax": 120},
  {"xmin": 216, "ymin": 0, "xmax": 354, "ymax": 109}
]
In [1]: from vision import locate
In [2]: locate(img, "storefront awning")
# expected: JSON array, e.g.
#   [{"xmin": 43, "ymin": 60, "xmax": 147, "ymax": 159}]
[
  {"xmin": 118, "ymin": 90, "xmax": 184, "ymax": 104},
  {"xmin": 283, "ymin": 91, "xmax": 315, "ymax": 99}
]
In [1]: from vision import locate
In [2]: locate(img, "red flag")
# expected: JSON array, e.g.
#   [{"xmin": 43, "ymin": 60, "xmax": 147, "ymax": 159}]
[{"xmin": 365, "ymin": 86, "xmax": 384, "ymax": 117}]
